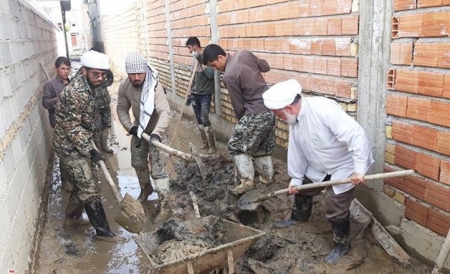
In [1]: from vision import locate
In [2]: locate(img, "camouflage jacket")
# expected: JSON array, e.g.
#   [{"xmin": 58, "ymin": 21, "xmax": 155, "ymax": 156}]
[{"xmin": 53, "ymin": 69, "xmax": 96, "ymax": 157}]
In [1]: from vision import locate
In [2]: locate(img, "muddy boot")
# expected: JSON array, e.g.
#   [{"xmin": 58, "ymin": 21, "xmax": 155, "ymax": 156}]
[
  {"xmin": 230, "ymin": 154, "xmax": 255, "ymax": 195},
  {"xmin": 325, "ymin": 217, "xmax": 351, "ymax": 263},
  {"xmin": 64, "ymin": 191, "xmax": 90, "ymax": 229},
  {"xmin": 154, "ymin": 177, "xmax": 172, "ymax": 223},
  {"xmin": 254, "ymin": 155, "xmax": 274, "ymax": 184},
  {"xmin": 274, "ymin": 194, "xmax": 312, "ymax": 229},
  {"xmin": 204, "ymin": 126, "xmax": 216, "ymax": 154},
  {"xmin": 100, "ymin": 129, "xmax": 113, "ymax": 154},
  {"xmin": 137, "ymin": 182, "xmax": 154, "ymax": 203},
  {"xmin": 135, "ymin": 167, "xmax": 152, "ymax": 202},
  {"xmin": 84, "ymin": 199, "xmax": 126, "ymax": 243},
  {"xmin": 198, "ymin": 125, "xmax": 209, "ymax": 149}
]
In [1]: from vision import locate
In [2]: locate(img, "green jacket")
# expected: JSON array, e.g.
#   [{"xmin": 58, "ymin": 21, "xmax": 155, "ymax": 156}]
[{"xmin": 192, "ymin": 56, "xmax": 215, "ymax": 95}]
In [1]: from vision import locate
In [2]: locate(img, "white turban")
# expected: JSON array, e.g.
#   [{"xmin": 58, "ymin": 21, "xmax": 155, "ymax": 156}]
[
  {"xmin": 263, "ymin": 79, "xmax": 302, "ymax": 109},
  {"xmin": 125, "ymin": 52, "xmax": 147, "ymax": 73},
  {"xmin": 80, "ymin": 51, "xmax": 110, "ymax": 70}
]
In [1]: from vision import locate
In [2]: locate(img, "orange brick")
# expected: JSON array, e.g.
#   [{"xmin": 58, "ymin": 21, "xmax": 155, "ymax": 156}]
[
  {"xmin": 311, "ymin": 40, "xmax": 322, "ymax": 55},
  {"xmin": 418, "ymin": 72, "xmax": 444, "ymax": 97},
  {"xmin": 391, "ymin": 43, "xmax": 413, "ymax": 65},
  {"xmin": 440, "ymin": 160, "xmax": 450, "ymax": 185},
  {"xmin": 445, "ymin": 0, "xmax": 450, "ymax": 4},
  {"xmin": 404, "ymin": 175, "xmax": 427, "ymax": 200},
  {"xmin": 398, "ymin": 14, "xmax": 423, "ymax": 37},
  {"xmin": 405, "ymin": 198, "xmax": 428, "ymax": 227},
  {"xmin": 413, "ymin": 124, "xmax": 438, "ymax": 151},
  {"xmin": 422, "ymin": 11, "xmax": 450, "ymax": 37},
  {"xmin": 384, "ymin": 165, "xmax": 405, "ymax": 188},
  {"xmin": 429, "ymin": 101, "xmax": 450, "ymax": 128},
  {"xmin": 415, "ymin": 152, "xmax": 441, "ymax": 180},
  {"xmin": 443, "ymin": 74, "xmax": 450, "ymax": 99},
  {"xmin": 437, "ymin": 132, "xmax": 450, "ymax": 156},
  {"xmin": 406, "ymin": 97, "xmax": 430, "ymax": 122},
  {"xmin": 313, "ymin": 18, "xmax": 328, "ymax": 36},
  {"xmin": 310, "ymin": 0, "xmax": 323, "ymax": 16},
  {"xmin": 314, "ymin": 57, "xmax": 327, "ymax": 75},
  {"xmin": 396, "ymin": 70, "xmax": 418, "ymax": 93},
  {"xmin": 342, "ymin": 16, "xmax": 359, "ymax": 35},
  {"xmin": 327, "ymin": 18, "xmax": 342, "ymax": 35},
  {"xmin": 392, "ymin": 121, "xmax": 414, "ymax": 144},
  {"xmin": 387, "ymin": 94, "xmax": 407, "ymax": 117},
  {"xmin": 418, "ymin": 0, "xmax": 444, "ymax": 8},
  {"xmin": 414, "ymin": 43, "xmax": 439, "ymax": 67},
  {"xmin": 425, "ymin": 181, "xmax": 450, "ymax": 212},
  {"xmin": 341, "ymin": 58, "xmax": 357, "ymax": 77},
  {"xmin": 327, "ymin": 58, "xmax": 341, "ymax": 76},
  {"xmin": 322, "ymin": 39, "xmax": 336, "ymax": 56},
  {"xmin": 395, "ymin": 146, "xmax": 417, "ymax": 170},
  {"xmin": 427, "ymin": 208, "xmax": 450, "ymax": 236},
  {"xmin": 394, "ymin": 0, "xmax": 417, "ymax": 10}
]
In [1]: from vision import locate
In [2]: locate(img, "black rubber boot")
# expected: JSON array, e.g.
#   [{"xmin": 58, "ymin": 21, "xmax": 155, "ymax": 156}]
[
  {"xmin": 84, "ymin": 199, "xmax": 126, "ymax": 242},
  {"xmin": 325, "ymin": 216, "xmax": 351, "ymax": 263},
  {"xmin": 274, "ymin": 194, "xmax": 313, "ymax": 228},
  {"xmin": 137, "ymin": 183, "xmax": 154, "ymax": 203}
]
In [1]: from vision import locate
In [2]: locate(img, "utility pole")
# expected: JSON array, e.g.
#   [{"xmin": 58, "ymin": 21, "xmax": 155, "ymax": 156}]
[{"xmin": 60, "ymin": 0, "xmax": 71, "ymax": 58}]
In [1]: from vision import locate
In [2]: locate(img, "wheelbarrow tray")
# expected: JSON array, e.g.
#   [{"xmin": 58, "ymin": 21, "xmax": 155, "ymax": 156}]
[{"xmin": 134, "ymin": 215, "xmax": 265, "ymax": 274}]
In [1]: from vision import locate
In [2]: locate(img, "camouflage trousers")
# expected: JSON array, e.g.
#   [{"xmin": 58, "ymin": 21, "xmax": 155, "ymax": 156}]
[
  {"xmin": 59, "ymin": 153, "xmax": 101, "ymax": 203},
  {"xmin": 93, "ymin": 107, "xmax": 111, "ymax": 130},
  {"xmin": 131, "ymin": 134, "xmax": 169, "ymax": 188},
  {"xmin": 228, "ymin": 111, "xmax": 276, "ymax": 156}
]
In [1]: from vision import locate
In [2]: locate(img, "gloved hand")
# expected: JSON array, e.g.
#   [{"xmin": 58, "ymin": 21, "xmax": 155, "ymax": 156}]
[
  {"xmin": 149, "ymin": 133, "xmax": 162, "ymax": 144},
  {"xmin": 89, "ymin": 149, "xmax": 105, "ymax": 163},
  {"xmin": 129, "ymin": 126, "xmax": 138, "ymax": 137},
  {"xmin": 186, "ymin": 95, "xmax": 193, "ymax": 106}
]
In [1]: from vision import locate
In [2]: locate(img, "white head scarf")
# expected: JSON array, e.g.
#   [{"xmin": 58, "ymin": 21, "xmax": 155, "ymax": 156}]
[{"xmin": 263, "ymin": 79, "xmax": 302, "ymax": 110}]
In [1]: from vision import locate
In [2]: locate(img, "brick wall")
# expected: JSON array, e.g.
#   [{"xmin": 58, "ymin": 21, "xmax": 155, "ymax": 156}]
[
  {"xmin": 0, "ymin": 0, "xmax": 57, "ymax": 272},
  {"xmin": 386, "ymin": 1, "xmax": 450, "ymax": 237}
]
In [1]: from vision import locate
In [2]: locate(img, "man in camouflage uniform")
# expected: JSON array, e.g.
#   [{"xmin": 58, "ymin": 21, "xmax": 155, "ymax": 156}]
[
  {"xmin": 117, "ymin": 51, "xmax": 171, "ymax": 222},
  {"xmin": 93, "ymin": 69, "xmax": 114, "ymax": 153},
  {"xmin": 203, "ymin": 44, "xmax": 276, "ymax": 195},
  {"xmin": 53, "ymin": 51, "xmax": 125, "ymax": 242}
]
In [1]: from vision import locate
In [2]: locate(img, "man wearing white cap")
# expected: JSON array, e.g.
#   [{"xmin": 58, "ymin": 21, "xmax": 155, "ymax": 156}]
[
  {"xmin": 116, "ymin": 51, "xmax": 171, "ymax": 222},
  {"xmin": 53, "ymin": 50, "xmax": 125, "ymax": 242},
  {"xmin": 262, "ymin": 79, "xmax": 374, "ymax": 263}
]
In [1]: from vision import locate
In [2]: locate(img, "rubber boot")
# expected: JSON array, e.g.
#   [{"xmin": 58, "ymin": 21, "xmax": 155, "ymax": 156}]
[
  {"xmin": 204, "ymin": 126, "xmax": 216, "ymax": 154},
  {"xmin": 254, "ymin": 155, "xmax": 274, "ymax": 184},
  {"xmin": 135, "ymin": 167, "xmax": 152, "ymax": 202},
  {"xmin": 101, "ymin": 129, "xmax": 113, "ymax": 154},
  {"xmin": 153, "ymin": 177, "xmax": 172, "ymax": 223},
  {"xmin": 325, "ymin": 216, "xmax": 351, "ymax": 263},
  {"xmin": 230, "ymin": 154, "xmax": 255, "ymax": 195},
  {"xmin": 84, "ymin": 199, "xmax": 126, "ymax": 243},
  {"xmin": 137, "ymin": 183, "xmax": 154, "ymax": 203},
  {"xmin": 198, "ymin": 125, "xmax": 209, "ymax": 149},
  {"xmin": 274, "ymin": 194, "xmax": 312, "ymax": 229},
  {"xmin": 64, "ymin": 190, "xmax": 90, "ymax": 229}
]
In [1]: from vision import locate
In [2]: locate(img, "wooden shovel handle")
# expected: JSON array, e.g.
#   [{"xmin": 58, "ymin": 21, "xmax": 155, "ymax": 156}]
[
  {"xmin": 90, "ymin": 141, "xmax": 123, "ymax": 203},
  {"xmin": 141, "ymin": 132, "xmax": 193, "ymax": 162},
  {"xmin": 259, "ymin": 170, "xmax": 414, "ymax": 202}
]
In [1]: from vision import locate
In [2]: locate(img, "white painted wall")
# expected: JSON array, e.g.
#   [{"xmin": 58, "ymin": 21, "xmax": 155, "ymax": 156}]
[{"xmin": 0, "ymin": 0, "xmax": 57, "ymax": 272}]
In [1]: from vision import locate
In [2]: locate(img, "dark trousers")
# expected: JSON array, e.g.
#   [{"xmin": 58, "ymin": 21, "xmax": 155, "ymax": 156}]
[{"xmin": 192, "ymin": 94, "xmax": 212, "ymax": 126}]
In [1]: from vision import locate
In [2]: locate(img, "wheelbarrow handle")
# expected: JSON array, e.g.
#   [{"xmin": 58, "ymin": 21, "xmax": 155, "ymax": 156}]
[
  {"xmin": 90, "ymin": 141, "xmax": 123, "ymax": 203},
  {"xmin": 263, "ymin": 170, "xmax": 414, "ymax": 201},
  {"xmin": 141, "ymin": 132, "xmax": 192, "ymax": 162}
]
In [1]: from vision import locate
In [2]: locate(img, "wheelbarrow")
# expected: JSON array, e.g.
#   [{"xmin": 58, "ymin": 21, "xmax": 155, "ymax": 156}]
[{"xmin": 134, "ymin": 215, "xmax": 265, "ymax": 274}]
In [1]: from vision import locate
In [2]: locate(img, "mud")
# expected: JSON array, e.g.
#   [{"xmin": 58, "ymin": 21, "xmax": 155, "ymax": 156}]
[{"xmin": 31, "ymin": 80, "xmax": 432, "ymax": 274}]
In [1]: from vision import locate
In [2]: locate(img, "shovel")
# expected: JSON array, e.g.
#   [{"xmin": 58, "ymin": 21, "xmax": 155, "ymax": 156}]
[
  {"xmin": 237, "ymin": 170, "xmax": 414, "ymax": 211},
  {"xmin": 141, "ymin": 132, "xmax": 208, "ymax": 181},
  {"xmin": 90, "ymin": 141, "xmax": 146, "ymax": 233}
]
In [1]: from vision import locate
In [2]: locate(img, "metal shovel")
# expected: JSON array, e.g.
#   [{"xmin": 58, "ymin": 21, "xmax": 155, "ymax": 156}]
[
  {"xmin": 91, "ymin": 141, "xmax": 146, "ymax": 233},
  {"xmin": 237, "ymin": 170, "xmax": 414, "ymax": 211}
]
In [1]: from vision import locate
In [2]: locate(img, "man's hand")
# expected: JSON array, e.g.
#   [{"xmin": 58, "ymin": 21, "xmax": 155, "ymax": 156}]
[
  {"xmin": 129, "ymin": 126, "xmax": 138, "ymax": 137},
  {"xmin": 288, "ymin": 184, "xmax": 299, "ymax": 195},
  {"xmin": 350, "ymin": 173, "xmax": 365, "ymax": 185},
  {"xmin": 186, "ymin": 95, "xmax": 193, "ymax": 106},
  {"xmin": 149, "ymin": 133, "xmax": 162, "ymax": 144},
  {"xmin": 89, "ymin": 149, "xmax": 105, "ymax": 163}
]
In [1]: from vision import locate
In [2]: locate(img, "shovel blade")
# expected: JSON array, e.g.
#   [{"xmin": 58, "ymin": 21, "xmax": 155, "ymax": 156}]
[
  {"xmin": 237, "ymin": 190, "xmax": 265, "ymax": 211},
  {"xmin": 114, "ymin": 193, "xmax": 146, "ymax": 233}
]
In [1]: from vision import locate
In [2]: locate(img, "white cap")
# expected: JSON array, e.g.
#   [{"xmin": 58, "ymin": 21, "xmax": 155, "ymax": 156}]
[
  {"xmin": 80, "ymin": 51, "xmax": 110, "ymax": 70},
  {"xmin": 263, "ymin": 79, "xmax": 302, "ymax": 109}
]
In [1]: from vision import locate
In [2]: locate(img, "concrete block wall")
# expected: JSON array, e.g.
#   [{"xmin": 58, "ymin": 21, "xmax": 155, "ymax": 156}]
[
  {"xmin": 383, "ymin": 0, "xmax": 450, "ymax": 268},
  {"xmin": 0, "ymin": 0, "xmax": 57, "ymax": 272}
]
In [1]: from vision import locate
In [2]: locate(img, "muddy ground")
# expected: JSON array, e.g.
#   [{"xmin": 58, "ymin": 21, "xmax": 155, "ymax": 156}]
[{"xmin": 31, "ymin": 81, "xmax": 432, "ymax": 274}]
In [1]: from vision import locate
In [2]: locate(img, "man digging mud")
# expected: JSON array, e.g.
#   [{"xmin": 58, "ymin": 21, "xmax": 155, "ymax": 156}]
[
  {"xmin": 262, "ymin": 79, "xmax": 374, "ymax": 263},
  {"xmin": 202, "ymin": 44, "xmax": 276, "ymax": 195},
  {"xmin": 53, "ymin": 51, "xmax": 125, "ymax": 242},
  {"xmin": 117, "ymin": 51, "xmax": 172, "ymax": 222}
]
